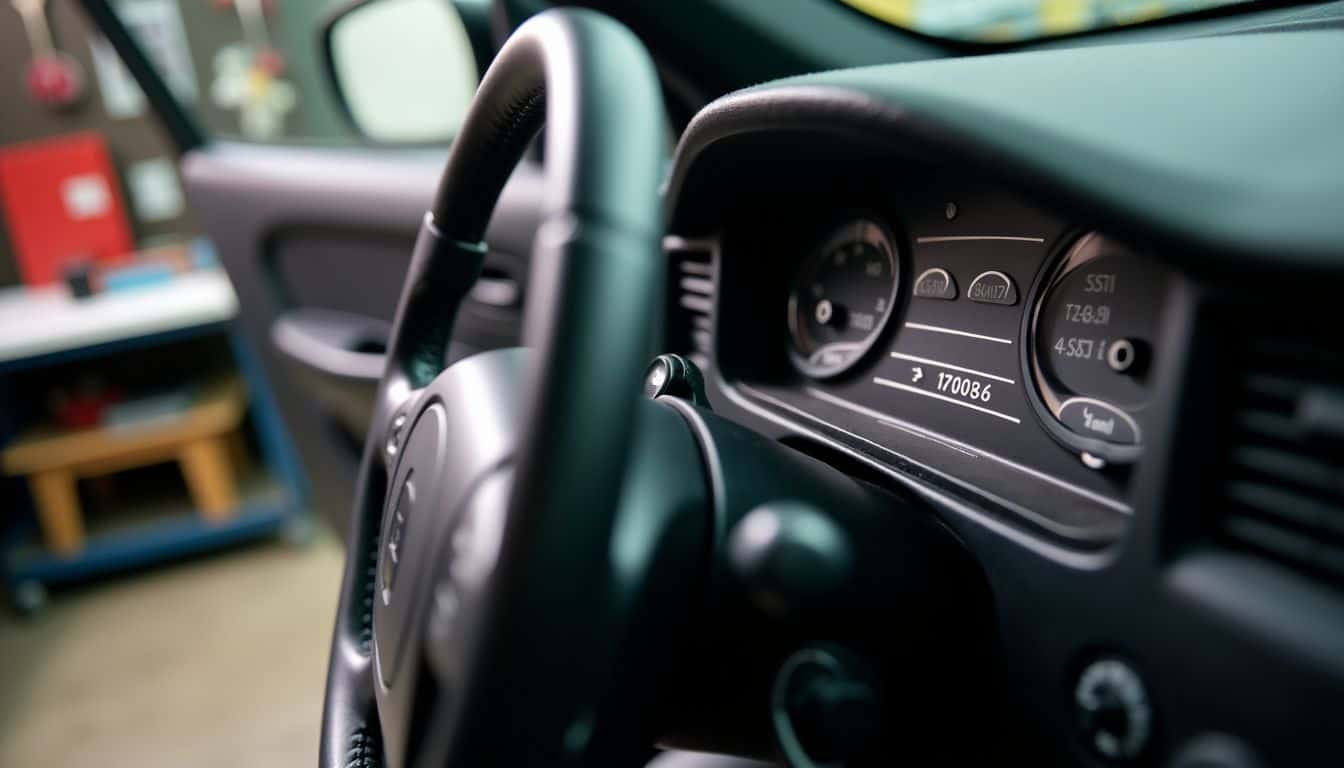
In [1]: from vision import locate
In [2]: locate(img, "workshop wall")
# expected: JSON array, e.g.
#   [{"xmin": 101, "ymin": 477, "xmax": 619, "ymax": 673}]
[
  {"xmin": 0, "ymin": 0, "xmax": 192, "ymax": 288},
  {"xmin": 0, "ymin": 0, "xmax": 352, "ymax": 289}
]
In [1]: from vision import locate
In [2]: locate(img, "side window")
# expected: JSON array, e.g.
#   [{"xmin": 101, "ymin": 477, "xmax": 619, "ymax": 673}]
[{"xmin": 113, "ymin": 0, "xmax": 480, "ymax": 144}]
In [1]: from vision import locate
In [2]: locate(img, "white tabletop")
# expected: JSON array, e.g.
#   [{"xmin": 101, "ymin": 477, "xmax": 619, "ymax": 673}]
[{"xmin": 0, "ymin": 268, "xmax": 239, "ymax": 365}]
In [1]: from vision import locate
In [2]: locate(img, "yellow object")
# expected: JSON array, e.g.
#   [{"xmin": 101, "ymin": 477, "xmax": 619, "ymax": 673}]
[
  {"xmin": 1041, "ymin": 0, "xmax": 1089, "ymax": 34},
  {"xmin": 835, "ymin": 0, "xmax": 1231, "ymax": 41},
  {"xmin": 837, "ymin": 0, "xmax": 916, "ymax": 29}
]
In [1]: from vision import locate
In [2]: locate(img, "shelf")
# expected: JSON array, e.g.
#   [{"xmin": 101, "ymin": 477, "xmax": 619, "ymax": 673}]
[
  {"xmin": 4, "ymin": 476, "xmax": 299, "ymax": 588},
  {"xmin": 0, "ymin": 267, "xmax": 238, "ymax": 371}
]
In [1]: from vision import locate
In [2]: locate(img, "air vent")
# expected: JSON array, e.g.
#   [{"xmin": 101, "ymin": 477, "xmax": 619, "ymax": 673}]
[
  {"xmin": 1215, "ymin": 334, "xmax": 1344, "ymax": 583},
  {"xmin": 664, "ymin": 236, "xmax": 716, "ymax": 369}
]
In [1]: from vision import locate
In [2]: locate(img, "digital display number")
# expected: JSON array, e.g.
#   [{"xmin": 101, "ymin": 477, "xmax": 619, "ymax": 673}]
[
  {"xmin": 1083, "ymin": 272, "xmax": 1117, "ymax": 294},
  {"xmin": 1053, "ymin": 336, "xmax": 1109, "ymax": 360},
  {"xmin": 1063, "ymin": 303, "xmax": 1111, "ymax": 325},
  {"xmin": 936, "ymin": 372, "xmax": 993, "ymax": 403}
]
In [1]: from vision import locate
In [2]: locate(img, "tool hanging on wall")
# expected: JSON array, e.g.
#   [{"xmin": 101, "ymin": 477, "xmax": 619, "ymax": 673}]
[
  {"xmin": 209, "ymin": 0, "xmax": 274, "ymax": 15},
  {"xmin": 11, "ymin": 0, "xmax": 87, "ymax": 109},
  {"xmin": 207, "ymin": 0, "xmax": 283, "ymax": 74},
  {"xmin": 235, "ymin": 0, "xmax": 284, "ymax": 75},
  {"xmin": 209, "ymin": 0, "xmax": 295, "ymax": 139}
]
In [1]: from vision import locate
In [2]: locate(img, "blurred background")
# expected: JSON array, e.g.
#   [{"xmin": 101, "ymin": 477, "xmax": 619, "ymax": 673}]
[
  {"xmin": 0, "ymin": 0, "xmax": 1250, "ymax": 765},
  {"xmin": 0, "ymin": 0, "xmax": 413, "ymax": 764}
]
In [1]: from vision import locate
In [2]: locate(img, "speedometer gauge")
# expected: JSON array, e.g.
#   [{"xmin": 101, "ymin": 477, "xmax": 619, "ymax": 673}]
[
  {"xmin": 1027, "ymin": 232, "xmax": 1170, "ymax": 463},
  {"xmin": 788, "ymin": 219, "xmax": 900, "ymax": 378}
]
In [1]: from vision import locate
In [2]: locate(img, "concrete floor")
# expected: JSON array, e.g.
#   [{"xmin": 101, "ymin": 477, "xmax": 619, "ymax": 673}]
[{"xmin": 0, "ymin": 533, "xmax": 344, "ymax": 768}]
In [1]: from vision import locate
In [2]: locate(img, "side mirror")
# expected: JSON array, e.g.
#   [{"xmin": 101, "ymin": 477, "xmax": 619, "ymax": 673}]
[{"xmin": 322, "ymin": 0, "xmax": 479, "ymax": 143}]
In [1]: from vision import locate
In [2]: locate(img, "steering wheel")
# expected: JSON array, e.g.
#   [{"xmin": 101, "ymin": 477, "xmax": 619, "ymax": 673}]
[
  {"xmin": 317, "ymin": 9, "xmax": 683, "ymax": 767},
  {"xmin": 319, "ymin": 9, "xmax": 989, "ymax": 768}
]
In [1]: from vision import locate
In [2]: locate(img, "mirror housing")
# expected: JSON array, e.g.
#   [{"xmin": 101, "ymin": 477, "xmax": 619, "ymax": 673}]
[{"xmin": 322, "ymin": 0, "xmax": 480, "ymax": 143}]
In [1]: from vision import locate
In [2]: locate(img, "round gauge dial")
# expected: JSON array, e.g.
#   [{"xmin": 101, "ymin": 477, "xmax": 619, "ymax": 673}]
[
  {"xmin": 788, "ymin": 219, "xmax": 900, "ymax": 378},
  {"xmin": 1028, "ymin": 232, "xmax": 1170, "ymax": 460}
]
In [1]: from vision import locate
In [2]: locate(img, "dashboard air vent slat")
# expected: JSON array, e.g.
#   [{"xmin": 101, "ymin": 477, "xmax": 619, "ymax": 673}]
[
  {"xmin": 1229, "ymin": 446, "xmax": 1339, "ymax": 498},
  {"xmin": 664, "ymin": 237, "xmax": 716, "ymax": 369},
  {"xmin": 1213, "ymin": 329, "xmax": 1344, "ymax": 586},
  {"xmin": 1220, "ymin": 516, "xmax": 1344, "ymax": 581},
  {"xmin": 1225, "ymin": 481, "xmax": 1344, "ymax": 539}
]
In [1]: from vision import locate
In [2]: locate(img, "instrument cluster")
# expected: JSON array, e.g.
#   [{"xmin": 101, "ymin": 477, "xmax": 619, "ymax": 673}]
[{"xmin": 715, "ymin": 182, "xmax": 1182, "ymax": 543}]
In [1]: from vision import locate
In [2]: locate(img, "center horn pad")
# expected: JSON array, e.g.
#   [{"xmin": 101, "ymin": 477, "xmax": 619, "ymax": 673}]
[{"xmin": 372, "ymin": 348, "xmax": 527, "ymax": 694}]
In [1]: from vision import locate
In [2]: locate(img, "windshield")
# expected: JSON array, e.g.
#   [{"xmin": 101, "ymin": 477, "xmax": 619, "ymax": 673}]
[{"xmin": 839, "ymin": 0, "xmax": 1256, "ymax": 41}]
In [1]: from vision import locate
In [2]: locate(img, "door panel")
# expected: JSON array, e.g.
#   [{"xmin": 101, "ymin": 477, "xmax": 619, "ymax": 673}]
[
  {"xmin": 272, "ymin": 231, "xmax": 413, "ymax": 322},
  {"xmin": 182, "ymin": 143, "xmax": 544, "ymax": 538}
]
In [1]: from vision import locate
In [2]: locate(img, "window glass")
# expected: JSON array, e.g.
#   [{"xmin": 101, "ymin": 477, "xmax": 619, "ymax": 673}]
[{"xmin": 839, "ymin": 0, "xmax": 1255, "ymax": 42}]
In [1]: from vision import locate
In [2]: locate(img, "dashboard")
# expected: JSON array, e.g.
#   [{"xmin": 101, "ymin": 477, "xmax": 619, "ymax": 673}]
[
  {"xmin": 695, "ymin": 180, "xmax": 1180, "ymax": 547},
  {"xmin": 658, "ymin": 23, "xmax": 1344, "ymax": 767}
]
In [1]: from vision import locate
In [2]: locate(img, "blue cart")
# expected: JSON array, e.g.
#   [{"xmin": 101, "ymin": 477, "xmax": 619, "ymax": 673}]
[{"xmin": 0, "ymin": 267, "xmax": 308, "ymax": 614}]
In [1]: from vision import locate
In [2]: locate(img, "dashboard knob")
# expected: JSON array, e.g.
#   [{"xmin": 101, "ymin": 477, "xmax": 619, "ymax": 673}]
[
  {"xmin": 728, "ymin": 501, "xmax": 854, "ymax": 617},
  {"xmin": 1075, "ymin": 657, "xmax": 1153, "ymax": 762},
  {"xmin": 1106, "ymin": 338, "xmax": 1147, "ymax": 375}
]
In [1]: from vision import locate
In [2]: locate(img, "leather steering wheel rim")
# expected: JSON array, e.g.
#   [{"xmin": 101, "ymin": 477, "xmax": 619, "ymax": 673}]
[{"xmin": 318, "ymin": 10, "xmax": 666, "ymax": 767}]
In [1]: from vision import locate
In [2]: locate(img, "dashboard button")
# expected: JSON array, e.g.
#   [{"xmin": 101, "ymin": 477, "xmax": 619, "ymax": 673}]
[
  {"xmin": 913, "ymin": 267, "xmax": 957, "ymax": 300},
  {"xmin": 1058, "ymin": 398, "xmax": 1140, "ymax": 445},
  {"xmin": 967, "ymin": 270, "xmax": 1018, "ymax": 305}
]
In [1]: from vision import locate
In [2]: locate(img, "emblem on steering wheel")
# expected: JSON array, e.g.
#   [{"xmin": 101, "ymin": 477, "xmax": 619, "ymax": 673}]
[{"xmin": 380, "ymin": 475, "xmax": 413, "ymax": 605}]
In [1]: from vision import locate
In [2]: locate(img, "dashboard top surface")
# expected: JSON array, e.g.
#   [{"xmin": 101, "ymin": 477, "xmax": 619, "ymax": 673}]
[{"xmin": 670, "ymin": 26, "xmax": 1344, "ymax": 267}]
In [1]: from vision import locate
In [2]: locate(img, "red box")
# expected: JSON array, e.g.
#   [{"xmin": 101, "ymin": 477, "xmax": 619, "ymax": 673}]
[{"xmin": 0, "ymin": 132, "xmax": 134, "ymax": 286}]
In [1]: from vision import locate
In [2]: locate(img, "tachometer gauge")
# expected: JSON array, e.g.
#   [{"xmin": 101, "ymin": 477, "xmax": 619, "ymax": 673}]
[
  {"xmin": 788, "ymin": 219, "xmax": 900, "ymax": 378},
  {"xmin": 1027, "ymin": 232, "xmax": 1171, "ymax": 464}
]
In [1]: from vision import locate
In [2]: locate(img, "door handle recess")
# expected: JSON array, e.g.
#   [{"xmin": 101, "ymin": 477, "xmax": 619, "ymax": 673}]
[{"xmin": 271, "ymin": 308, "xmax": 389, "ymax": 438}]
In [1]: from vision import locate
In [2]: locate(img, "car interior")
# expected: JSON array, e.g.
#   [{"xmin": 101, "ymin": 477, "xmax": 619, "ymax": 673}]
[{"xmin": 3, "ymin": 0, "xmax": 1342, "ymax": 766}]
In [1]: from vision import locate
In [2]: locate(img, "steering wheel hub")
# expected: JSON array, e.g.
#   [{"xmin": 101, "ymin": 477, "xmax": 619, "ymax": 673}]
[{"xmin": 369, "ymin": 347, "xmax": 528, "ymax": 751}]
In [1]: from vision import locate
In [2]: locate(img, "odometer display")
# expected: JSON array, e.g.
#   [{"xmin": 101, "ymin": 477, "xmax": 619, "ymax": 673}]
[{"xmin": 788, "ymin": 219, "xmax": 900, "ymax": 378}]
